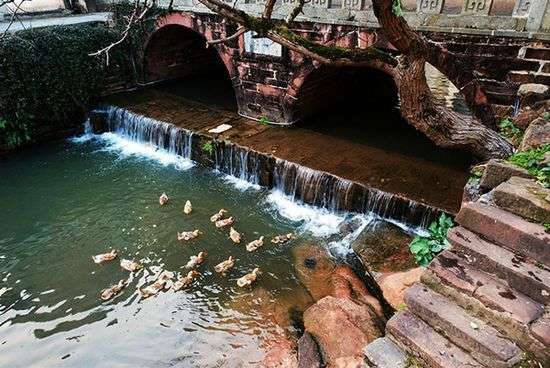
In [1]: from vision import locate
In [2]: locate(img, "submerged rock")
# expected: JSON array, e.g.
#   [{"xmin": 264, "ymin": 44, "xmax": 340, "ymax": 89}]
[
  {"xmin": 351, "ymin": 222, "xmax": 414, "ymax": 274},
  {"xmin": 303, "ymin": 296, "xmax": 383, "ymax": 366},
  {"xmin": 297, "ymin": 332, "xmax": 322, "ymax": 368},
  {"xmin": 293, "ymin": 243, "xmax": 336, "ymax": 301},
  {"xmin": 261, "ymin": 335, "xmax": 299, "ymax": 368},
  {"xmin": 377, "ymin": 267, "xmax": 423, "ymax": 309}
]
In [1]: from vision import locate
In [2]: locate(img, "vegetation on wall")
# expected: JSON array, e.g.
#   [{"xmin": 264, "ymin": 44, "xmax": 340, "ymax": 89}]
[
  {"xmin": 0, "ymin": 2, "xmax": 166, "ymax": 151},
  {"xmin": 0, "ymin": 24, "xmax": 131, "ymax": 150},
  {"xmin": 508, "ymin": 144, "xmax": 550, "ymax": 188},
  {"xmin": 409, "ymin": 213, "xmax": 453, "ymax": 267}
]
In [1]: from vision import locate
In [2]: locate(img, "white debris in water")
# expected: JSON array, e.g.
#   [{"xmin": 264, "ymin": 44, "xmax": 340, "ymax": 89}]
[
  {"xmin": 208, "ymin": 124, "xmax": 232, "ymax": 134},
  {"xmin": 96, "ymin": 133, "xmax": 194, "ymax": 171},
  {"xmin": 266, "ymin": 190, "xmax": 347, "ymax": 237},
  {"xmin": 223, "ymin": 174, "xmax": 261, "ymax": 191}
]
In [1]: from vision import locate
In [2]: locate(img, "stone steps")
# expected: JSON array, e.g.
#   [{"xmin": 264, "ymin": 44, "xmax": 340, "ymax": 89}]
[
  {"xmin": 423, "ymin": 250, "xmax": 544, "ymax": 325},
  {"xmin": 455, "ymin": 202, "xmax": 550, "ymax": 266},
  {"xmin": 447, "ymin": 226, "xmax": 550, "ymax": 305},
  {"xmin": 490, "ymin": 176, "xmax": 550, "ymax": 223},
  {"xmin": 363, "ymin": 337, "xmax": 407, "ymax": 368},
  {"xmin": 386, "ymin": 310, "xmax": 483, "ymax": 368},
  {"xmin": 404, "ymin": 283, "xmax": 522, "ymax": 368},
  {"xmin": 421, "ymin": 249, "xmax": 548, "ymax": 359}
]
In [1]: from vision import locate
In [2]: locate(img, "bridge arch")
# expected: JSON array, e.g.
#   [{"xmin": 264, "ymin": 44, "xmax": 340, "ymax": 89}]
[
  {"xmin": 284, "ymin": 63, "xmax": 399, "ymax": 123},
  {"xmin": 142, "ymin": 13, "xmax": 239, "ymax": 108}
]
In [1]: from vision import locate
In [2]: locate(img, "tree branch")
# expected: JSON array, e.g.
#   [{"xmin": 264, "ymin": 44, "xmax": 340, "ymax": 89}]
[{"xmin": 207, "ymin": 25, "xmax": 247, "ymax": 46}]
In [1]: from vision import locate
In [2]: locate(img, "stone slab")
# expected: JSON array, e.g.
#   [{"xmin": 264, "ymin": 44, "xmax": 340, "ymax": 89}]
[
  {"xmin": 455, "ymin": 202, "xmax": 550, "ymax": 266},
  {"xmin": 363, "ymin": 337, "xmax": 407, "ymax": 368},
  {"xmin": 492, "ymin": 176, "xmax": 550, "ymax": 223},
  {"xmin": 387, "ymin": 311, "xmax": 483, "ymax": 368},
  {"xmin": 425, "ymin": 250, "xmax": 543, "ymax": 325},
  {"xmin": 448, "ymin": 226, "xmax": 550, "ymax": 305},
  {"xmin": 405, "ymin": 283, "xmax": 522, "ymax": 367},
  {"xmin": 530, "ymin": 311, "xmax": 550, "ymax": 346},
  {"xmin": 478, "ymin": 159, "xmax": 532, "ymax": 192}
]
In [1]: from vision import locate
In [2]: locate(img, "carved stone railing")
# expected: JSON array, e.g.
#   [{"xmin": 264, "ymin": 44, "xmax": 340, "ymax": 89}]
[{"xmin": 155, "ymin": 0, "xmax": 550, "ymax": 38}]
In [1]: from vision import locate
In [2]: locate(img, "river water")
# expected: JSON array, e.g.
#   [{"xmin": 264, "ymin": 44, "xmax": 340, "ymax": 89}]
[{"xmin": 0, "ymin": 127, "xmax": 417, "ymax": 367}]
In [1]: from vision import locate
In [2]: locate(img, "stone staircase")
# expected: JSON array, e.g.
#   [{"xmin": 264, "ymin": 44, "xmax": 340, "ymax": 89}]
[{"xmin": 363, "ymin": 172, "xmax": 550, "ymax": 368}]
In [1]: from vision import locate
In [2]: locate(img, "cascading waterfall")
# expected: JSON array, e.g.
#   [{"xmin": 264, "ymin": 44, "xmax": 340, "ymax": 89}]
[
  {"xmin": 104, "ymin": 106, "xmax": 194, "ymax": 160},
  {"xmin": 214, "ymin": 142, "xmax": 261, "ymax": 188},
  {"xmin": 87, "ymin": 106, "xmax": 442, "ymax": 229},
  {"xmin": 272, "ymin": 158, "xmax": 439, "ymax": 228}
]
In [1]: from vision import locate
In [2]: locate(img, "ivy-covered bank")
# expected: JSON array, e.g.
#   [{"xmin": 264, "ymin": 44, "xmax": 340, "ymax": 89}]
[{"xmin": 0, "ymin": 23, "xmax": 131, "ymax": 150}]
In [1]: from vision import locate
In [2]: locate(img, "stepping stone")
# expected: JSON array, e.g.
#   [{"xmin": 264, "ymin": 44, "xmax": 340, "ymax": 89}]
[
  {"xmin": 405, "ymin": 283, "xmax": 522, "ymax": 368},
  {"xmin": 491, "ymin": 176, "xmax": 550, "ymax": 223},
  {"xmin": 531, "ymin": 311, "xmax": 550, "ymax": 346},
  {"xmin": 455, "ymin": 202, "xmax": 550, "ymax": 266},
  {"xmin": 478, "ymin": 159, "xmax": 532, "ymax": 192},
  {"xmin": 423, "ymin": 250, "xmax": 543, "ymax": 325},
  {"xmin": 448, "ymin": 226, "xmax": 550, "ymax": 305},
  {"xmin": 387, "ymin": 311, "xmax": 483, "ymax": 368},
  {"xmin": 363, "ymin": 337, "xmax": 407, "ymax": 368}
]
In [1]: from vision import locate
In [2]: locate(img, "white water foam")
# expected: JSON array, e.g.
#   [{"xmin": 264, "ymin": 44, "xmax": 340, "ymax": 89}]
[
  {"xmin": 69, "ymin": 119, "xmax": 94, "ymax": 143},
  {"xmin": 97, "ymin": 133, "xmax": 194, "ymax": 170},
  {"xmin": 222, "ymin": 174, "xmax": 261, "ymax": 191},
  {"xmin": 71, "ymin": 130, "xmax": 194, "ymax": 171},
  {"xmin": 266, "ymin": 190, "xmax": 349, "ymax": 237}
]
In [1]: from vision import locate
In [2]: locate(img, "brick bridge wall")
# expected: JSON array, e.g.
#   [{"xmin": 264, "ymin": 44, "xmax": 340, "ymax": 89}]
[{"xmin": 143, "ymin": 11, "xmax": 550, "ymax": 124}]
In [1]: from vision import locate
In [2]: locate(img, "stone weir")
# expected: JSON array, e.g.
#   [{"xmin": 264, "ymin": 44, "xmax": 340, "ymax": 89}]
[{"xmin": 89, "ymin": 105, "xmax": 443, "ymax": 228}]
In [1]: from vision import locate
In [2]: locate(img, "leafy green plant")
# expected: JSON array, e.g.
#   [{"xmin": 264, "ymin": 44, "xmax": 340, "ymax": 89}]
[
  {"xmin": 409, "ymin": 213, "xmax": 453, "ymax": 267},
  {"xmin": 392, "ymin": 0, "xmax": 404, "ymax": 16},
  {"xmin": 202, "ymin": 141, "xmax": 214, "ymax": 155},
  {"xmin": 499, "ymin": 118, "xmax": 523, "ymax": 145},
  {"xmin": 543, "ymin": 223, "xmax": 550, "ymax": 231},
  {"xmin": 259, "ymin": 117, "xmax": 270, "ymax": 125},
  {"xmin": 508, "ymin": 144, "xmax": 550, "ymax": 188}
]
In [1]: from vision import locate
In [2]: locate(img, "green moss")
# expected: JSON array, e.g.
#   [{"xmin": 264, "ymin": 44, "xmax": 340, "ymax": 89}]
[{"xmin": 275, "ymin": 26, "xmax": 397, "ymax": 66}]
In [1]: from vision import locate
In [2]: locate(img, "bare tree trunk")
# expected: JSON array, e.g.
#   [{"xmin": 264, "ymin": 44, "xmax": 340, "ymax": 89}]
[{"xmin": 394, "ymin": 56, "xmax": 512, "ymax": 159}]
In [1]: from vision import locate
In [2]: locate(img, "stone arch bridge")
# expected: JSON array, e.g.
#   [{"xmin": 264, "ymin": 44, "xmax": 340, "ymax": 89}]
[{"xmin": 131, "ymin": 0, "xmax": 550, "ymax": 124}]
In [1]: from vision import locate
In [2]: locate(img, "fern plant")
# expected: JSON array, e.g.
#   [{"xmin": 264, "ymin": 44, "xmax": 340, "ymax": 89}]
[
  {"xmin": 409, "ymin": 213, "xmax": 453, "ymax": 267},
  {"xmin": 508, "ymin": 144, "xmax": 550, "ymax": 188},
  {"xmin": 202, "ymin": 141, "xmax": 214, "ymax": 155}
]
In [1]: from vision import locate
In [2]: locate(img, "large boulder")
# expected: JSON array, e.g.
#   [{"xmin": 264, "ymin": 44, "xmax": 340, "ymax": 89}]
[
  {"xmin": 297, "ymin": 332, "xmax": 322, "ymax": 368},
  {"xmin": 518, "ymin": 83, "xmax": 550, "ymax": 106},
  {"xmin": 520, "ymin": 117, "xmax": 550, "ymax": 151},
  {"xmin": 514, "ymin": 107, "xmax": 543, "ymax": 130},
  {"xmin": 303, "ymin": 296, "xmax": 383, "ymax": 365},
  {"xmin": 293, "ymin": 243, "xmax": 336, "ymax": 301},
  {"xmin": 478, "ymin": 159, "xmax": 532, "ymax": 192},
  {"xmin": 351, "ymin": 221, "xmax": 415, "ymax": 274},
  {"xmin": 377, "ymin": 267, "xmax": 423, "ymax": 309}
]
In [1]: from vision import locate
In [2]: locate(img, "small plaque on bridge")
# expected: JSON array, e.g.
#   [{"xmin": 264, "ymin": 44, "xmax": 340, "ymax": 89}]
[{"xmin": 244, "ymin": 31, "xmax": 283, "ymax": 57}]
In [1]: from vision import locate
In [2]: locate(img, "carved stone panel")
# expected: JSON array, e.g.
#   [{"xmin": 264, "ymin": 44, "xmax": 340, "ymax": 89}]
[
  {"xmin": 310, "ymin": 0, "xmax": 330, "ymax": 7},
  {"xmin": 417, "ymin": 0, "xmax": 443, "ymax": 13},
  {"xmin": 343, "ymin": 0, "xmax": 364, "ymax": 10},
  {"xmin": 513, "ymin": 0, "xmax": 531, "ymax": 16},
  {"xmin": 462, "ymin": 0, "xmax": 493, "ymax": 14}
]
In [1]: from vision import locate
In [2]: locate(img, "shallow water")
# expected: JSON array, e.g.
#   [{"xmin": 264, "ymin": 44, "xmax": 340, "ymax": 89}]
[{"xmin": 0, "ymin": 131, "xmax": 403, "ymax": 367}]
